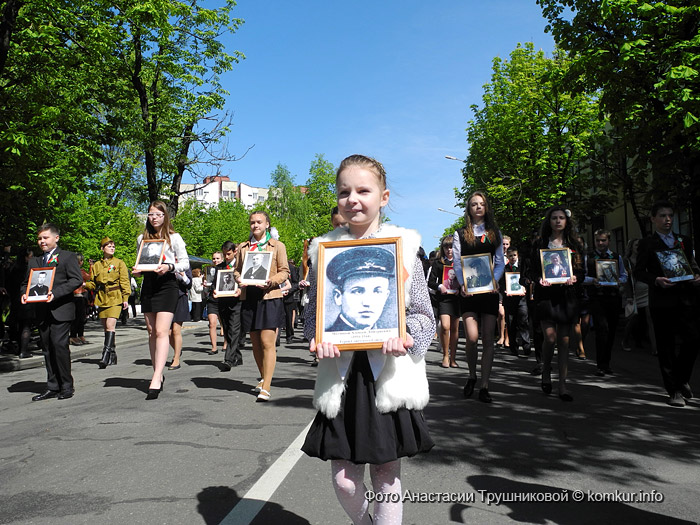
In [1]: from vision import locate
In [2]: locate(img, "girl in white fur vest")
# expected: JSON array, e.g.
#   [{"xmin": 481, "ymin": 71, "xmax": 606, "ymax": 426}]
[{"xmin": 301, "ymin": 154, "xmax": 435, "ymax": 525}]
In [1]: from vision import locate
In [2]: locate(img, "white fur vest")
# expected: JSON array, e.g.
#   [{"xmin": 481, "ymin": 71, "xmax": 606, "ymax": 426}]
[{"xmin": 309, "ymin": 224, "xmax": 430, "ymax": 418}]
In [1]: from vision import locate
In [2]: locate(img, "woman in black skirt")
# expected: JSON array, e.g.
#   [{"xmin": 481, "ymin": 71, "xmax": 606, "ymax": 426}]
[
  {"xmin": 133, "ymin": 201, "xmax": 189, "ymax": 400},
  {"xmin": 528, "ymin": 206, "xmax": 584, "ymax": 401},
  {"xmin": 235, "ymin": 211, "xmax": 289, "ymax": 402},
  {"xmin": 453, "ymin": 191, "xmax": 505, "ymax": 403},
  {"xmin": 427, "ymin": 235, "xmax": 461, "ymax": 368}
]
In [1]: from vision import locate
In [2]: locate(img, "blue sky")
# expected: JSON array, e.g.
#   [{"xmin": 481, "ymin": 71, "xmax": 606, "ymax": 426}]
[{"xmin": 199, "ymin": 1, "xmax": 555, "ymax": 250}]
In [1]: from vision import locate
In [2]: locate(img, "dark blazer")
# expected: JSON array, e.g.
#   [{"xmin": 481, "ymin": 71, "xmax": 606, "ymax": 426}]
[
  {"xmin": 634, "ymin": 232, "xmax": 700, "ymax": 308},
  {"xmin": 243, "ymin": 265, "xmax": 268, "ymax": 281},
  {"xmin": 284, "ymin": 263, "xmax": 300, "ymax": 304},
  {"xmin": 21, "ymin": 248, "xmax": 83, "ymax": 322}
]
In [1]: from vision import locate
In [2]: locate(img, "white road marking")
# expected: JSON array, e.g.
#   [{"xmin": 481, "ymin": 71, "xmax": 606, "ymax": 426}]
[{"xmin": 219, "ymin": 419, "xmax": 314, "ymax": 525}]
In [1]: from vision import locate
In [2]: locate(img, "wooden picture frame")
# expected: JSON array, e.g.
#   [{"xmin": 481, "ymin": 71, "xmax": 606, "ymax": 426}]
[
  {"xmin": 135, "ymin": 239, "xmax": 166, "ymax": 271},
  {"xmin": 656, "ymin": 248, "xmax": 695, "ymax": 282},
  {"xmin": 316, "ymin": 237, "xmax": 406, "ymax": 351},
  {"xmin": 595, "ymin": 259, "xmax": 619, "ymax": 286},
  {"xmin": 240, "ymin": 251, "xmax": 272, "ymax": 286},
  {"xmin": 215, "ymin": 268, "xmax": 239, "ymax": 297},
  {"xmin": 540, "ymin": 248, "xmax": 572, "ymax": 285},
  {"xmin": 460, "ymin": 253, "xmax": 495, "ymax": 294},
  {"xmin": 441, "ymin": 265, "xmax": 459, "ymax": 294},
  {"xmin": 26, "ymin": 267, "xmax": 56, "ymax": 303},
  {"xmin": 505, "ymin": 272, "xmax": 525, "ymax": 295}
]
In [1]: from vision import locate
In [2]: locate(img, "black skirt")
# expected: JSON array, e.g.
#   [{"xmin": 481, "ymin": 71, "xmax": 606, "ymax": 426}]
[
  {"xmin": 535, "ymin": 286, "xmax": 580, "ymax": 325},
  {"xmin": 437, "ymin": 296, "xmax": 460, "ymax": 317},
  {"xmin": 459, "ymin": 292, "xmax": 499, "ymax": 316},
  {"xmin": 206, "ymin": 298, "xmax": 219, "ymax": 316},
  {"xmin": 140, "ymin": 273, "xmax": 178, "ymax": 314},
  {"xmin": 241, "ymin": 288, "xmax": 284, "ymax": 332},
  {"xmin": 173, "ymin": 292, "xmax": 189, "ymax": 324},
  {"xmin": 302, "ymin": 351, "xmax": 434, "ymax": 465}
]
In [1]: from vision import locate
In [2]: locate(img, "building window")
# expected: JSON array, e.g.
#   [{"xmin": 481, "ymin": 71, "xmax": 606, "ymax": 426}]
[
  {"xmin": 612, "ymin": 227, "xmax": 624, "ymax": 255},
  {"xmin": 222, "ymin": 191, "xmax": 229, "ymax": 198},
  {"xmin": 196, "ymin": 189, "xmax": 203, "ymax": 197}
]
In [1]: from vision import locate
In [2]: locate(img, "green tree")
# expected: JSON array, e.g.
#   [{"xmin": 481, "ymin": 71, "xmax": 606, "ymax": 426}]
[
  {"xmin": 459, "ymin": 43, "xmax": 605, "ymax": 243},
  {"xmin": 538, "ymin": 0, "xmax": 700, "ymax": 238},
  {"xmin": 304, "ymin": 154, "xmax": 338, "ymax": 233}
]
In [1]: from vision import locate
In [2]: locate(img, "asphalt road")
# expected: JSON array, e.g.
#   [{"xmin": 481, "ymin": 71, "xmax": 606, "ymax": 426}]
[{"xmin": 1, "ymin": 319, "xmax": 698, "ymax": 524}]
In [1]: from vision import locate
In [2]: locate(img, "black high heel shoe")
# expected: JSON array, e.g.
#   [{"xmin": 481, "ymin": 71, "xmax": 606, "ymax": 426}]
[
  {"xmin": 463, "ymin": 378, "xmax": 477, "ymax": 398},
  {"xmin": 160, "ymin": 376, "xmax": 165, "ymax": 392},
  {"xmin": 145, "ymin": 389, "xmax": 160, "ymax": 400}
]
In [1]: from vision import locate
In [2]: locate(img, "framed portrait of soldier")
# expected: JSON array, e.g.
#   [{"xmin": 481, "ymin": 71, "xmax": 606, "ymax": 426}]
[
  {"xmin": 656, "ymin": 248, "xmax": 694, "ymax": 282},
  {"xmin": 215, "ymin": 269, "xmax": 239, "ymax": 297},
  {"xmin": 505, "ymin": 272, "xmax": 525, "ymax": 296},
  {"xmin": 240, "ymin": 251, "xmax": 272, "ymax": 286},
  {"xmin": 315, "ymin": 237, "xmax": 406, "ymax": 351},
  {"xmin": 460, "ymin": 253, "xmax": 495, "ymax": 294},
  {"xmin": 134, "ymin": 239, "xmax": 166, "ymax": 271},
  {"xmin": 540, "ymin": 248, "xmax": 572, "ymax": 285},
  {"xmin": 26, "ymin": 267, "xmax": 56, "ymax": 303},
  {"xmin": 596, "ymin": 260, "xmax": 619, "ymax": 286},
  {"xmin": 442, "ymin": 265, "xmax": 459, "ymax": 294}
]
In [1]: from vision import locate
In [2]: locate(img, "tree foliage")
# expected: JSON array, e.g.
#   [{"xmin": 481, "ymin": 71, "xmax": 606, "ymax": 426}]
[
  {"xmin": 538, "ymin": 0, "xmax": 700, "ymax": 237},
  {"xmin": 459, "ymin": 43, "xmax": 606, "ymax": 243}
]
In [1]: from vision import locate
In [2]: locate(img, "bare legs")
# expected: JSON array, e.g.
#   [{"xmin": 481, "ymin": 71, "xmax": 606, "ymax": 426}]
[
  {"xmin": 496, "ymin": 303, "xmax": 508, "ymax": 347},
  {"xmin": 250, "ymin": 329, "xmax": 277, "ymax": 392},
  {"xmin": 144, "ymin": 311, "xmax": 174, "ymax": 390},
  {"xmin": 439, "ymin": 314, "xmax": 459, "ymax": 367},
  {"xmin": 169, "ymin": 321, "xmax": 183, "ymax": 367},
  {"xmin": 541, "ymin": 321, "xmax": 571, "ymax": 396},
  {"xmin": 101, "ymin": 317, "xmax": 117, "ymax": 334},
  {"xmin": 331, "ymin": 459, "xmax": 402, "ymax": 525},
  {"xmin": 207, "ymin": 313, "xmax": 219, "ymax": 353},
  {"xmin": 462, "ymin": 312, "xmax": 497, "ymax": 390}
]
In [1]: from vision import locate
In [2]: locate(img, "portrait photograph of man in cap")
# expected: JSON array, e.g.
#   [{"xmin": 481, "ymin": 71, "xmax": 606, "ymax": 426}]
[{"xmin": 318, "ymin": 242, "xmax": 403, "ymax": 348}]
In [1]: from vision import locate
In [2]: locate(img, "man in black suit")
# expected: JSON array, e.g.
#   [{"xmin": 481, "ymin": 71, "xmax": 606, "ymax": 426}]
[
  {"xmin": 213, "ymin": 241, "xmax": 243, "ymax": 370},
  {"xmin": 21, "ymin": 224, "xmax": 82, "ymax": 401},
  {"xmin": 635, "ymin": 200, "xmax": 700, "ymax": 407},
  {"xmin": 29, "ymin": 271, "xmax": 50, "ymax": 296},
  {"xmin": 325, "ymin": 247, "xmax": 395, "ymax": 332},
  {"xmin": 243, "ymin": 252, "xmax": 268, "ymax": 281}
]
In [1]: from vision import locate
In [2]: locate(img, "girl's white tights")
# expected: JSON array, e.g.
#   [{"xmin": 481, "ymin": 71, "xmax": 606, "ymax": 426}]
[{"xmin": 331, "ymin": 459, "xmax": 402, "ymax": 525}]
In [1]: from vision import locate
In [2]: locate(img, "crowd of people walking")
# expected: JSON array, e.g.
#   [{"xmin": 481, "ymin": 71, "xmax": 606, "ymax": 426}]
[{"xmin": 1, "ymin": 153, "xmax": 699, "ymax": 524}]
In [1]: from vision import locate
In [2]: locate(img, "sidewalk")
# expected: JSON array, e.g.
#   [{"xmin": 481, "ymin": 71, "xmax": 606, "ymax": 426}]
[{"xmin": 0, "ymin": 316, "xmax": 179, "ymax": 373}]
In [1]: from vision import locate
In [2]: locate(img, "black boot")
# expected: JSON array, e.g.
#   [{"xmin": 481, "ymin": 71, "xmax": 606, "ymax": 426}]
[{"xmin": 99, "ymin": 331, "xmax": 116, "ymax": 369}]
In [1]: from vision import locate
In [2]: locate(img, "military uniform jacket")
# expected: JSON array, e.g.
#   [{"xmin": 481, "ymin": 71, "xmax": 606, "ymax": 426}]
[{"xmin": 85, "ymin": 257, "xmax": 131, "ymax": 308}]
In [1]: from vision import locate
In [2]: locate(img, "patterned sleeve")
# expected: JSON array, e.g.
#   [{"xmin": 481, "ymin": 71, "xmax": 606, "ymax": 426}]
[
  {"xmin": 452, "ymin": 230, "xmax": 464, "ymax": 287},
  {"xmin": 405, "ymin": 256, "xmax": 436, "ymax": 357},
  {"xmin": 303, "ymin": 266, "xmax": 318, "ymax": 343}
]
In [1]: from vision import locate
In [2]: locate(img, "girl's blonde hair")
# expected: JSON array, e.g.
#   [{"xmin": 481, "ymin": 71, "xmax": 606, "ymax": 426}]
[
  {"xmin": 336, "ymin": 154, "xmax": 387, "ymax": 191},
  {"xmin": 142, "ymin": 201, "xmax": 175, "ymax": 246}
]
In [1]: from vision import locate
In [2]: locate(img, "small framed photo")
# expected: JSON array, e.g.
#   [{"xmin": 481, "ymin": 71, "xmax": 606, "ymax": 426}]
[
  {"xmin": 656, "ymin": 248, "xmax": 695, "ymax": 282},
  {"xmin": 540, "ymin": 248, "xmax": 572, "ymax": 284},
  {"xmin": 215, "ymin": 268, "xmax": 239, "ymax": 296},
  {"xmin": 505, "ymin": 272, "xmax": 525, "ymax": 295},
  {"xmin": 240, "ymin": 251, "xmax": 272, "ymax": 285},
  {"xmin": 442, "ymin": 265, "xmax": 460, "ymax": 294},
  {"xmin": 316, "ymin": 237, "xmax": 406, "ymax": 351},
  {"xmin": 135, "ymin": 239, "xmax": 166, "ymax": 271},
  {"xmin": 596, "ymin": 260, "xmax": 619, "ymax": 286},
  {"xmin": 26, "ymin": 267, "xmax": 56, "ymax": 302},
  {"xmin": 461, "ymin": 253, "xmax": 495, "ymax": 294}
]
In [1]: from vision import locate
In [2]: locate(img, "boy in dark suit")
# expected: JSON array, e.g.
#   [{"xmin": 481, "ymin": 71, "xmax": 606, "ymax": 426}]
[
  {"xmin": 635, "ymin": 201, "xmax": 700, "ymax": 407},
  {"xmin": 21, "ymin": 224, "xmax": 83, "ymax": 401}
]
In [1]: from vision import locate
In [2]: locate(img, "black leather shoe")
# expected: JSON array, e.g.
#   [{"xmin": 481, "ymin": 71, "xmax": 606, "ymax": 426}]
[
  {"xmin": 680, "ymin": 383, "xmax": 693, "ymax": 400},
  {"xmin": 478, "ymin": 388, "xmax": 492, "ymax": 403},
  {"xmin": 145, "ymin": 389, "xmax": 160, "ymax": 400},
  {"xmin": 559, "ymin": 393, "xmax": 574, "ymax": 402},
  {"xmin": 220, "ymin": 361, "xmax": 232, "ymax": 372},
  {"xmin": 32, "ymin": 390, "xmax": 59, "ymax": 401},
  {"xmin": 463, "ymin": 378, "xmax": 476, "ymax": 398},
  {"xmin": 541, "ymin": 382, "xmax": 552, "ymax": 395},
  {"xmin": 231, "ymin": 357, "xmax": 243, "ymax": 367},
  {"xmin": 57, "ymin": 390, "xmax": 74, "ymax": 400},
  {"xmin": 19, "ymin": 352, "xmax": 33, "ymax": 359}
]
